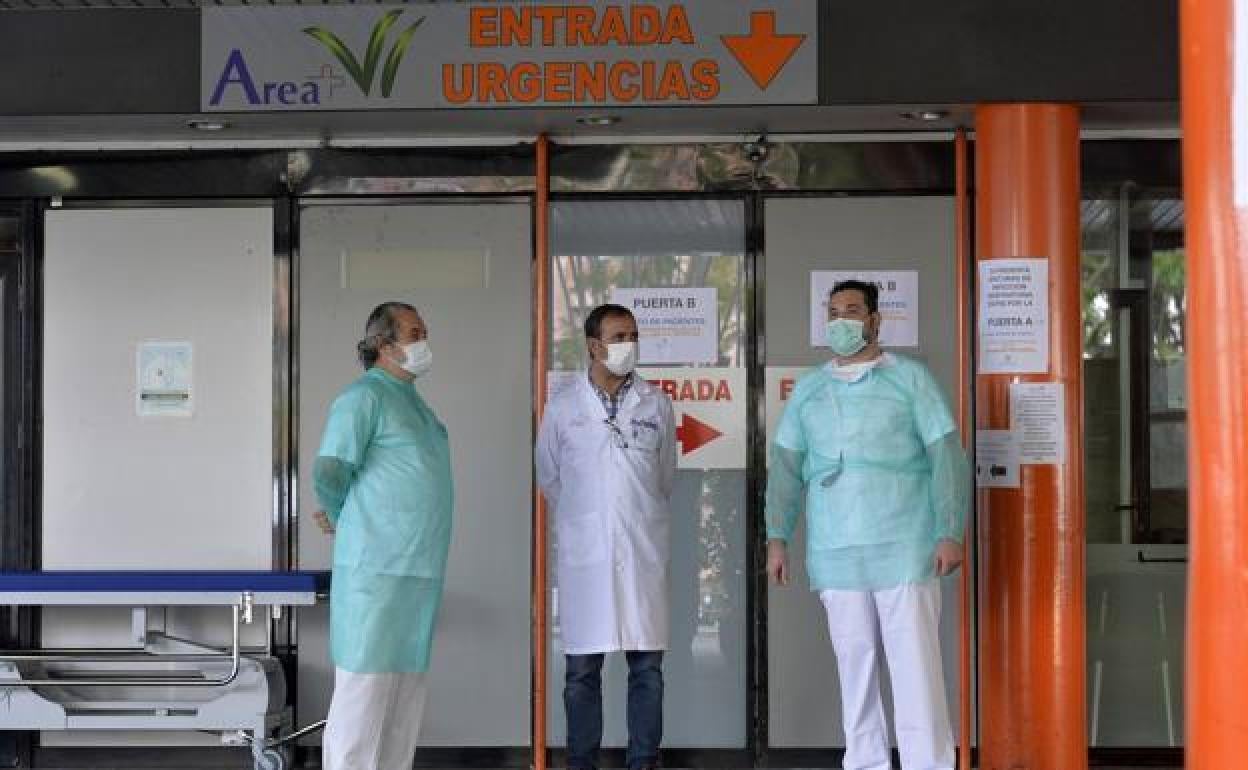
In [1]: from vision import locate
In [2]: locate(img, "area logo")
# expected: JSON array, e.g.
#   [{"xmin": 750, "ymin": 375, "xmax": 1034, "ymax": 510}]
[{"xmin": 208, "ymin": 10, "xmax": 425, "ymax": 107}]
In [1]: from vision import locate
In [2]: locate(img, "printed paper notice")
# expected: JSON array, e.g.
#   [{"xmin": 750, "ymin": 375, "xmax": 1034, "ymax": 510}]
[
  {"xmin": 975, "ymin": 430, "xmax": 1020, "ymax": 488},
  {"xmin": 1010, "ymin": 382, "xmax": 1065, "ymax": 464},
  {"xmin": 137, "ymin": 341, "xmax": 193, "ymax": 417},
  {"xmin": 978, "ymin": 258, "xmax": 1049, "ymax": 374},
  {"xmin": 810, "ymin": 270, "xmax": 919, "ymax": 348},
  {"xmin": 611, "ymin": 287, "xmax": 718, "ymax": 364}
]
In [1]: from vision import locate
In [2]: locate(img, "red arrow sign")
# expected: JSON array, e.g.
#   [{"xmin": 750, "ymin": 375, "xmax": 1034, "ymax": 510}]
[
  {"xmin": 676, "ymin": 413, "xmax": 723, "ymax": 455},
  {"xmin": 720, "ymin": 11, "xmax": 807, "ymax": 91}
]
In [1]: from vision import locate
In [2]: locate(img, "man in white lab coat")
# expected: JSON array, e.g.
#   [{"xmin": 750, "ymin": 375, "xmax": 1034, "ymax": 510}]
[{"xmin": 536, "ymin": 303, "xmax": 678, "ymax": 770}]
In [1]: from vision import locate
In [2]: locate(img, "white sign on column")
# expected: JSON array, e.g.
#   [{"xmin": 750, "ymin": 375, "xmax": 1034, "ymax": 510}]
[
  {"xmin": 978, "ymin": 257, "xmax": 1050, "ymax": 374},
  {"xmin": 809, "ymin": 270, "xmax": 919, "ymax": 348},
  {"xmin": 1009, "ymin": 382, "xmax": 1066, "ymax": 464},
  {"xmin": 612, "ymin": 287, "xmax": 718, "ymax": 364},
  {"xmin": 975, "ymin": 429, "xmax": 1021, "ymax": 488}
]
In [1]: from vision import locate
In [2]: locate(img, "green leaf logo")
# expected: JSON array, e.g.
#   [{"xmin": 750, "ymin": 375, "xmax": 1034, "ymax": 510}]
[
  {"xmin": 382, "ymin": 17, "xmax": 424, "ymax": 98},
  {"xmin": 304, "ymin": 11, "xmax": 424, "ymax": 98}
]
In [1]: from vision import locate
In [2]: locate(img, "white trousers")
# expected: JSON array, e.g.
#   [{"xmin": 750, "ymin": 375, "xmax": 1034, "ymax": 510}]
[
  {"xmin": 323, "ymin": 668, "xmax": 429, "ymax": 770},
  {"xmin": 820, "ymin": 580, "xmax": 954, "ymax": 770}
]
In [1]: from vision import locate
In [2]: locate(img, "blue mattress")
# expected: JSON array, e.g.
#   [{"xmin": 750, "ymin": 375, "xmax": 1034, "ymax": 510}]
[{"xmin": 0, "ymin": 570, "xmax": 331, "ymax": 593}]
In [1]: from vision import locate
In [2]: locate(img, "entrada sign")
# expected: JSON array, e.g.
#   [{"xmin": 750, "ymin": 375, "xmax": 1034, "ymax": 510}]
[{"xmin": 201, "ymin": 1, "xmax": 816, "ymax": 111}]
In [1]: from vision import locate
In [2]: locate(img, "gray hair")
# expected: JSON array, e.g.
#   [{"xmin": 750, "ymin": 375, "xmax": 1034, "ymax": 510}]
[{"xmin": 357, "ymin": 302, "xmax": 418, "ymax": 369}]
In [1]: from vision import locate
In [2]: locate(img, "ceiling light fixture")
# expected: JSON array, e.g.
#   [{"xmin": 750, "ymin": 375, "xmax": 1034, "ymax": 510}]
[
  {"xmin": 576, "ymin": 114, "xmax": 621, "ymax": 127},
  {"xmin": 186, "ymin": 119, "xmax": 230, "ymax": 132}
]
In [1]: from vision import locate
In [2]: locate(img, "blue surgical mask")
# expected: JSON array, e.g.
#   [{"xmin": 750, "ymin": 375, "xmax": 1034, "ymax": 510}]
[{"xmin": 825, "ymin": 319, "xmax": 867, "ymax": 357}]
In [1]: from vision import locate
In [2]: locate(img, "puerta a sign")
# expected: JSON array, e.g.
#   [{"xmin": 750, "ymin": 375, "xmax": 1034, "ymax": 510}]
[{"xmin": 201, "ymin": 1, "xmax": 817, "ymax": 111}]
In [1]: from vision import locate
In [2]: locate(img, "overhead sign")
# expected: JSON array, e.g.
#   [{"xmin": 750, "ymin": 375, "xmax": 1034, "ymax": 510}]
[
  {"xmin": 978, "ymin": 258, "xmax": 1050, "ymax": 374},
  {"xmin": 809, "ymin": 270, "xmax": 920, "ymax": 349},
  {"xmin": 641, "ymin": 367, "xmax": 745, "ymax": 469},
  {"xmin": 201, "ymin": 2, "xmax": 817, "ymax": 112},
  {"xmin": 611, "ymin": 287, "xmax": 718, "ymax": 364}
]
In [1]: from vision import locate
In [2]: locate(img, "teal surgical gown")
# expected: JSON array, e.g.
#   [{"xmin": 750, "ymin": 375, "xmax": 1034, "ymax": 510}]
[
  {"xmin": 314, "ymin": 366, "xmax": 453, "ymax": 673},
  {"xmin": 766, "ymin": 354, "xmax": 969, "ymax": 591}
]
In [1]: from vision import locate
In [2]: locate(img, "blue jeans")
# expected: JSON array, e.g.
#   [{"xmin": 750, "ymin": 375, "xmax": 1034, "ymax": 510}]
[{"xmin": 564, "ymin": 651, "xmax": 663, "ymax": 770}]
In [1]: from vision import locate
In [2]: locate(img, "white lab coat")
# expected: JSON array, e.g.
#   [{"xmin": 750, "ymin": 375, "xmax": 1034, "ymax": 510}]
[{"xmin": 536, "ymin": 374, "xmax": 678, "ymax": 655}]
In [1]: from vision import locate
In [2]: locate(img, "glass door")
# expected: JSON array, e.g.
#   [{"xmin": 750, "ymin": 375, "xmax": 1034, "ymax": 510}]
[
  {"xmin": 1082, "ymin": 192, "xmax": 1188, "ymax": 748},
  {"xmin": 546, "ymin": 198, "xmax": 750, "ymax": 749},
  {"xmin": 297, "ymin": 200, "xmax": 534, "ymax": 748},
  {"xmin": 762, "ymin": 195, "xmax": 967, "ymax": 752}
]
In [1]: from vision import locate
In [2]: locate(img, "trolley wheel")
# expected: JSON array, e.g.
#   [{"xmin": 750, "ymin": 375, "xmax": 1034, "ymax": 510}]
[{"xmin": 254, "ymin": 747, "xmax": 287, "ymax": 770}]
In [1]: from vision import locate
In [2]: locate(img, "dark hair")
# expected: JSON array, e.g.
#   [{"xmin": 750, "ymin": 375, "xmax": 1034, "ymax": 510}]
[
  {"xmin": 583, "ymin": 303, "xmax": 634, "ymax": 339},
  {"xmin": 357, "ymin": 301, "xmax": 418, "ymax": 368},
  {"xmin": 829, "ymin": 279, "xmax": 879, "ymax": 314}
]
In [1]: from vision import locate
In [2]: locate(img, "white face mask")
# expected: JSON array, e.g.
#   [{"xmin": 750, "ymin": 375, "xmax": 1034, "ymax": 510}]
[
  {"xmin": 603, "ymin": 341, "xmax": 639, "ymax": 377},
  {"xmin": 397, "ymin": 340, "xmax": 432, "ymax": 378}
]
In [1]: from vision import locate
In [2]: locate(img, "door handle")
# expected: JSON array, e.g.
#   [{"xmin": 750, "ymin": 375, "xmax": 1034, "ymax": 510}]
[{"xmin": 1137, "ymin": 550, "xmax": 1187, "ymax": 564}]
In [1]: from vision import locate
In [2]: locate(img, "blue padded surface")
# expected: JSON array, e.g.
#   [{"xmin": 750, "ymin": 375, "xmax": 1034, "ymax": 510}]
[{"xmin": 0, "ymin": 571, "xmax": 330, "ymax": 593}]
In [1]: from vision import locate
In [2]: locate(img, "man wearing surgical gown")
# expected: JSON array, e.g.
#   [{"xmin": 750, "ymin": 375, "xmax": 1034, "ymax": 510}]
[
  {"xmin": 766, "ymin": 280, "xmax": 969, "ymax": 770},
  {"xmin": 312, "ymin": 301, "xmax": 452, "ymax": 770}
]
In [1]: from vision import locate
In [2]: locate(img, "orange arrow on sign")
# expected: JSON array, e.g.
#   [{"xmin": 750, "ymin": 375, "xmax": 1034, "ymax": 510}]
[
  {"xmin": 720, "ymin": 11, "xmax": 807, "ymax": 91},
  {"xmin": 676, "ymin": 413, "xmax": 723, "ymax": 455}
]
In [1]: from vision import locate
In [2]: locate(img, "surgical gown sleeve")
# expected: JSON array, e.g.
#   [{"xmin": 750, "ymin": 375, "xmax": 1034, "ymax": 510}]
[
  {"xmin": 765, "ymin": 393, "xmax": 808, "ymax": 543},
  {"xmin": 926, "ymin": 432, "xmax": 970, "ymax": 543},
  {"xmin": 314, "ymin": 385, "xmax": 381, "ymax": 524},
  {"xmin": 909, "ymin": 364, "xmax": 970, "ymax": 544},
  {"xmin": 535, "ymin": 406, "xmax": 561, "ymax": 508}
]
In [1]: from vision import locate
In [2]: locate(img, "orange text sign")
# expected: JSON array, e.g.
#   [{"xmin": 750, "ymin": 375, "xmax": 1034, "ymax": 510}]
[
  {"xmin": 203, "ymin": 2, "xmax": 817, "ymax": 112},
  {"xmin": 640, "ymin": 367, "xmax": 746, "ymax": 470}
]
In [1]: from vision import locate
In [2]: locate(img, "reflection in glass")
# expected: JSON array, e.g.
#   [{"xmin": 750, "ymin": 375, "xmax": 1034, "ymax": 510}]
[{"xmin": 1082, "ymin": 195, "xmax": 1187, "ymax": 748}]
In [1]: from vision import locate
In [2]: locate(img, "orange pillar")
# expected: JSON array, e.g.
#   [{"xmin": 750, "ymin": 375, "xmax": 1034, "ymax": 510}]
[
  {"xmin": 1180, "ymin": 1, "xmax": 1248, "ymax": 766},
  {"xmin": 975, "ymin": 104, "xmax": 1087, "ymax": 770},
  {"xmin": 954, "ymin": 127, "xmax": 974, "ymax": 770},
  {"xmin": 533, "ymin": 134, "xmax": 551, "ymax": 770}
]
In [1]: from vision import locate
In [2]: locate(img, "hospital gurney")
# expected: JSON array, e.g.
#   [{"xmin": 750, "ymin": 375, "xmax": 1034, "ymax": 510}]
[{"xmin": 0, "ymin": 570, "xmax": 330, "ymax": 770}]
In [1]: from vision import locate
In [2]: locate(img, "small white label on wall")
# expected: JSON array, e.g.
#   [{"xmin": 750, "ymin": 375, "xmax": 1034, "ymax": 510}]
[
  {"xmin": 136, "ymin": 341, "xmax": 193, "ymax": 418},
  {"xmin": 975, "ymin": 429, "xmax": 1020, "ymax": 488}
]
